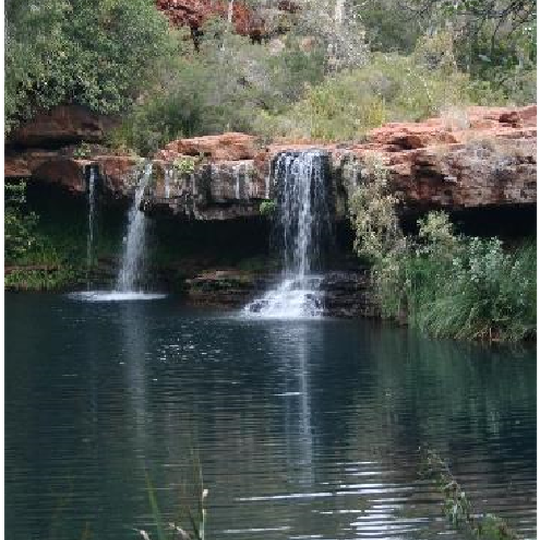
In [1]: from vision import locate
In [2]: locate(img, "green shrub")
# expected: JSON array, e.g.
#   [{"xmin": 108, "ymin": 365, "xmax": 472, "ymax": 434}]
[
  {"xmin": 5, "ymin": 181, "xmax": 39, "ymax": 263},
  {"xmin": 348, "ymin": 154, "xmax": 402, "ymax": 260},
  {"xmin": 73, "ymin": 142, "xmax": 91, "ymax": 159},
  {"xmin": 349, "ymin": 170, "xmax": 536, "ymax": 342},
  {"xmin": 414, "ymin": 234, "xmax": 537, "ymax": 342},
  {"xmin": 257, "ymin": 51, "xmax": 502, "ymax": 141},
  {"xmin": 259, "ymin": 200, "xmax": 277, "ymax": 218},
  {"xmin": 171, "ymin": 157, "xmax": 196, "ymax": 176},
  {"xmin": 4, "ymin": 266, "xmax": 81, "ymax": 291}
]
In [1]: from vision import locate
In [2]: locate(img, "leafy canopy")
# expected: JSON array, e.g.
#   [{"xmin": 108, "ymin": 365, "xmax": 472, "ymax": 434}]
[{"xmin": 5, "ymin": 0, "xmax": 175, "ymax": 132}]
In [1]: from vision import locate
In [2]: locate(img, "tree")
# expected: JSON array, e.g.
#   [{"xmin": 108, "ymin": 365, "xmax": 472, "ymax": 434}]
[{"xmin": 5, "ymin": 0, "xmax": 176, "ymax": 132}]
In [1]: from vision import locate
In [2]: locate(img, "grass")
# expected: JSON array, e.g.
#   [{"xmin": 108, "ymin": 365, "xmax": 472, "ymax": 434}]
[
  {"xmin": 4, "ymin": 266, "xmax": 84, "ymax": 291},
  {"xmin": 399, "ymin": 237, "xmax": 537, "ymax": 342},
  {"xmin": 349, "ymin": 175, "xmax": 537, "ymax": 343},
  {"xmin": 140, "ymin": 453, "xmax": 207, "ymax": 540}
]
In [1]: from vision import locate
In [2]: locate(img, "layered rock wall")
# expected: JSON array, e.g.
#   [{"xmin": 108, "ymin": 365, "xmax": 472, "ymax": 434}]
[{"xmin": 5, "ymin": 105, "xmax": 536, "ymax": 222}]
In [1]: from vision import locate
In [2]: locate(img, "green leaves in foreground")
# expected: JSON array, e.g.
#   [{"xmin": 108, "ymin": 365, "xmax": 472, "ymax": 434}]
[
  {"xmin": 141, "ymin": 460, "xmax": 208, "ymax": 540},
  {"xmin": 5, "ymin": 181, "xmax": 39, "ymax": 262},
  {"xmin": 421, "ymin": 449, "xmax": 519, "ymax": 540}
]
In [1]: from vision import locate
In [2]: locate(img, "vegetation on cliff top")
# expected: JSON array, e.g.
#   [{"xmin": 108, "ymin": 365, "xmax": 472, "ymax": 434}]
[{"xmin": 5, "ymin": 0, "xmax": 536, "ymax": 151}]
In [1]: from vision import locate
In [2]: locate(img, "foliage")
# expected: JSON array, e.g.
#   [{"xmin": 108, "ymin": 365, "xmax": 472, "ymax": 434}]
[
  {"xmin": 349, "ymin": 172, "xmax": 536, "ymax": 341},
  {"xmin": 140, "ymin": 457, "xmax": 208, "ymax": 540},
  {"xmin": 256, "ymin": 51, "xmax": 502, "ymax": 141},
  {"xmin": 259, "ymin": 200, "xmax": 277, "ymax": 218},
  {"xmin": 348, "ymin": 154, "xmax": 402, "ymax": 261},
  {"xmin": 173, "ymin": 157, "xmax": 197, "ymax": 175},
  {"xmin": 4, "ymin": 266, "xmax": 82, "ymax": 291},
  {"xmin": 73, "ymin": 142, "xmax": 92, "ymax": 159},
  {"xmin": 357, "ymin": 0, "xmax": 423, "ymax": 53},
  {"xmin": 291, "ymin": 0, "xmax": 368, "ymax": 71},
  {"xmin": 355, "ymin": 0, "xmax": 536, "ymax": 103},
  {"xmin": 5, "ymin": 181, "xmax": 39, "ymax": 263},
  {"xmin": 5, "ymin": 0, "xmax": 535, "ymax": 146},
  {"xmin": 421, "ymin": 449, "xmax": 519, "ymax": 539},
  {"xmin": 412, "ymin": 232, "xmax": 537, "ymax": 341},
  {"xmin": 112, "ymin": 25, "xmax": 327, "ymax": 154},
  {"xmin": 5, "ymin": 0, "xmax": 175, "ymax": 132}
]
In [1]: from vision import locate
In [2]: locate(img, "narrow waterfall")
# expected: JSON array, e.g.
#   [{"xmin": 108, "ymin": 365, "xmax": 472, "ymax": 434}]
[
  {"xmin": 86, "ymin": 166, "xmax": 97, "ymax": 288},
  {"xmin": 164, "ymin": 166, "xmax": 172, "ymax": 198},
  {"xmin": 245, "ymin": 150, "xmax": 332, "ymax": 318},
  {"xmin": 116, "ymin": 163, "xmax": 153, "ymax": 292}
]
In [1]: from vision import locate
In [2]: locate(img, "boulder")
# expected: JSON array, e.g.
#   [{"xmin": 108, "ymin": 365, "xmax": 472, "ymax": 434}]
[
  {"xmin": 7, "ymin": 105, "xmax": 113, "ymax": 147},
  {"xmin": 32, "ymin": 159, "xmax": 87, "ymax": 193},
  {"xmin": 156, "ymin": 132, "xmax": 259, "ymax": 161}
]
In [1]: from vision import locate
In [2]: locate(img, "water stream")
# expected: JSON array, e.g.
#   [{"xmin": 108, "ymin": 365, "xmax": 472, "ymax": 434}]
[
  {"xmin": 245, "ymin": 150, "xmax": 331, "ymax": 318},
  {"xmin": 86, "ymin": 166, "xmax": 97, "ymax": 289},
  {"xmin": 71, "ymin": 162, "xmax": 165, "ymax": 302},
  {"xmin": 116, "ymin": 162, "xmax": 153, "ymax": 292}
]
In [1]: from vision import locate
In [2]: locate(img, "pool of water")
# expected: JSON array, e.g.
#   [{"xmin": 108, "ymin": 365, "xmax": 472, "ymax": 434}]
[{"xmin": 5, "ymin": 293, "xmax": 536, "ymax": 540}]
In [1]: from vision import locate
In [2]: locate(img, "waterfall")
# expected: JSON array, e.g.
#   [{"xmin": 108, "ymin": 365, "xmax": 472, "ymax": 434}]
[
  {"xmin": 68, "ymin": 161, "xmax": 165, "ymax": 302},
  {"xmin": 164, "ymin": 166, "xmax": 172, "ymax": 198},
  {"xmin": 86, "ymin": 166, "xmax": 97, "ymax": 288},
  {"xmin": 116, "ymin": 163, "xmax": 153, "ymax": 292},
  {"xmin": 244, "ymin": 150, "xmax": 331, "ymax": 318}
]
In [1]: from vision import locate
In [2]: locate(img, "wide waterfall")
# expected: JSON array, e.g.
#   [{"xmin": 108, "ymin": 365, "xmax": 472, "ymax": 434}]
[
  {"xmin": 116, "ymin": 163, "xmax": 153, "ymax": 292},
  {"xmin": 86, "ymin": 166, "xmax": 97, "ymax": 289},
  {"xmin": 245, "ymin": 150, "xmax": 331, "ymax": 318}
]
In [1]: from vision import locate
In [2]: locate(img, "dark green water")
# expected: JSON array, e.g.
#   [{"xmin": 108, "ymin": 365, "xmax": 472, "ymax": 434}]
[{"xmin": 5, "ymin": 293, "xmax": 536, "ymax": 540}]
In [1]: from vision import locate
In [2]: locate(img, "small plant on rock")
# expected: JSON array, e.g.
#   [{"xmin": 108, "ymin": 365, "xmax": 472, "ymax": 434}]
[
  {"xmin": 259, "ymin": 200, "xmax": 277, "ymax": 218},
  {"xmin": 73, "ymin": 142, "xmax": 92, "ymax": 159},
  {"xmin": 173, "ymin": 157, "xmax": 196, "ymax": 176}
]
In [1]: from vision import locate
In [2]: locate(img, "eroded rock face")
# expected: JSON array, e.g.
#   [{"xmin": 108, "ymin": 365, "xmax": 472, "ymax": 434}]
[
  {"xmin": 334, "ymin": 105, "xmax": 537, "ymax": 214},
  {"xmin": 5, "ymin": 105, "xmax": 536, "ymax": 220},
  {"xmin": 156, "ymin": 132, "xmax": 260, "ymax": 161},
  {"xmin": 7, "ymin": 105, "xmax": 114, "ymax": 148}
]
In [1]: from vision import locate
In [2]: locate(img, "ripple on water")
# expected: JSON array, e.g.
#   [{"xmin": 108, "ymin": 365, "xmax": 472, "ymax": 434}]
[{"xmin": 4, "ymin": 293, "xmax": 537, "ymax": 540}]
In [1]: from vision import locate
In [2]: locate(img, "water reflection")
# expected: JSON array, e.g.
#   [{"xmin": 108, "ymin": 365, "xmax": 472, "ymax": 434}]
[
  {"xmin": 268, "ymin": 323, "xmax": 315, "ymax": 488},
  {"xmin": 121, "ymin": 303, "xmax": 149, "ymax": 445},
  {"xmin": 4, "ymin": 295, "xmax": 536, "ymax": 540}
]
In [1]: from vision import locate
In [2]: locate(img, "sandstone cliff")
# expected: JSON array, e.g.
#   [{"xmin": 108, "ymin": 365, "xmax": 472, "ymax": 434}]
[{"xmin": 5, "ymin": 104, "xmax": 537, "ymax": 222}]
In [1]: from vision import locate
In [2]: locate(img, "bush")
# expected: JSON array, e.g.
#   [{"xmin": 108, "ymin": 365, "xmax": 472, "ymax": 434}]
[
  {"xmin": 382, "ymin": 214, "xmax": 536, "ymax": 342},
  {"xmin": 349, "ymin": 171, "xmax": 536, "ymax": 342},
  {"xmin": 5, "ymin": 182, "xmax": 39, "ymax": 263},
  {"xmin": 259, "ymin": 200, "xmax": 277, "ymax": 218},
  {"xmin": 256, "ymin": 51, "xmax": 502, "ymax": 141},
  {"xmin": 112, "ymin": 25, "xmax": 328, "ymax": 154},
  {"xmin": 348, "ymin": 153, "xmax": 402, "ymax": 260}
]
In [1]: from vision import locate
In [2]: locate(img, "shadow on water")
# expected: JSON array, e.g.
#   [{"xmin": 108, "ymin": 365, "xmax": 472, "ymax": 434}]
[{"xmin": 4, "ymin": 294, "xmax": 537, "ymax": 540}]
